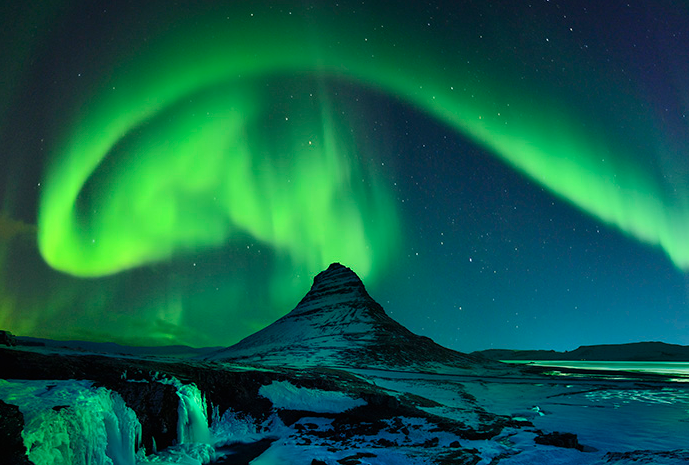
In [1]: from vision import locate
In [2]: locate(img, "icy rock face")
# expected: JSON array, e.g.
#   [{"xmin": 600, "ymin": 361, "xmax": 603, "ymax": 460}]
[
  {"xmin": 0, "ymin": 379, "xmax": 141, "ymax": 465},
  {"xmin": 209, "ymin": 263, "xmax": 487, "ymax": 371}
]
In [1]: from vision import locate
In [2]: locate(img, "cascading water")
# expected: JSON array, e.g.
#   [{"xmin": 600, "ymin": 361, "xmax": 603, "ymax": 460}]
[
  {"xmin": 175, "ymin": 382, "xmax": 211, "ymax": 445},
  {"xmin": 145, "ymin": 376, "xmax": 215, "ymax": 464}
]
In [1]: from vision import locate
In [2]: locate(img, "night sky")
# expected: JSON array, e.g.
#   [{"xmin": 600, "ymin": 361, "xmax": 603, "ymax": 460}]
[{"xmin": 1, "ymin": 1, "xmax": 688, "ymax": 352}]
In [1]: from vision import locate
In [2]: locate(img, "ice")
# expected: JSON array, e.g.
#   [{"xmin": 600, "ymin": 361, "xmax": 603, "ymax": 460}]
[
  {"xmin": 0, "ymin": 379, "xmax": 141, "ymax": 465},
  {"xmin": 210, "ymin": 407, "xmax": 263, "ymax": 445},
  {"xmin": 137, "ymin": 443, "xmax": 215, "ymax": 464},
  {"xmin": 0, "ymin": 377, "xmax": 217, "ymax": 465}
]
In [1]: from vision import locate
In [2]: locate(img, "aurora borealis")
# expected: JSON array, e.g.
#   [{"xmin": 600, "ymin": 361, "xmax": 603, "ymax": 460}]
[{"xmin": 1, "ymin": 1, "xmax": 688, "ymax": 350}]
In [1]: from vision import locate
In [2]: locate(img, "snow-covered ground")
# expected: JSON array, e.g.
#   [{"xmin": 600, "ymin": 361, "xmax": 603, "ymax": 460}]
[
  {"xmin": 2, "ymin": 363, "xmax": 689, "ymax": 464},
  {"xmin": 352, "ymin": 368, "xmax": 689, "ymax": 464}
]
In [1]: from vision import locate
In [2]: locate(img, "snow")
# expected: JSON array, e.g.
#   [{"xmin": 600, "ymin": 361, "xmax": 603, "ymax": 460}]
[
  {"xmin": 155, "ymin": 368, "xmax": 689, "ymax": 464},
  {"xmin": 258, "ymin": 380, "xmax": 367, "ymax": 413},
  {"xmin": 3, "ymin": 364, "xmax": 688, "ymax": 465}
]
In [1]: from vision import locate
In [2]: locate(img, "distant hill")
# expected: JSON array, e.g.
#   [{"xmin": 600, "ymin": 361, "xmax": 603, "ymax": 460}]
[
  {"xmin": 14, "ymin": 336, "xmax": 222, "ymax": 358},
  {"xmin": 473, "ymin": 341, "xmax": 689, "ymax": 362}
]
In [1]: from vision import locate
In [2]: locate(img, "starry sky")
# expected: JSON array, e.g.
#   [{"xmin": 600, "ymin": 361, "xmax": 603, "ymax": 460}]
[{"xmin": 1, "ymin": 0, "xmax": 688, "ymax": 352}]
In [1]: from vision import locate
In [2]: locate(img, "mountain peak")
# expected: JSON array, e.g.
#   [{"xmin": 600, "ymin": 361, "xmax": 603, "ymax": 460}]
[
  {"xmin": 314, "ymin": 262, "xmax": 361, "ymax": 287},
  {"xmin": 289, "ymin": 263, "xmax": 375, "ymax": 318},
  {"xmin": 312, "ymin": 262, "xmax": 366, "ymax": 296},
  {"xmin": 208, "ymin": 263, "xmax": 490, "ymax": 372}
]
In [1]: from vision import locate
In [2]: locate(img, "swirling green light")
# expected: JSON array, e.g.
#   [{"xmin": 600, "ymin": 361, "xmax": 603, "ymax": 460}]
[{"xmin": 38, "ymin": 2, "xmax": 689, "ymax": 283}]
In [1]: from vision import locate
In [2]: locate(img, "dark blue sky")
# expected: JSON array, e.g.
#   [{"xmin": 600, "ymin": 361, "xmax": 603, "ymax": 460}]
[{"xmin": 368, "ymin": 94, "xmax": 689, "ymax": 350}]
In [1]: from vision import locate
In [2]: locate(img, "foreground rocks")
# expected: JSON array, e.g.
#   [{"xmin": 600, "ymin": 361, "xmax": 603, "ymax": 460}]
[{"xmin": 0, "ymin": 347, "xmax": 517, "ymax": 464}]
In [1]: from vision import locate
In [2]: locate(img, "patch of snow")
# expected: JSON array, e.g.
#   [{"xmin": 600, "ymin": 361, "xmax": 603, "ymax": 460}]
[{"xmin": 259, "ymin": 380, "xmax": 367, "ymax": 413}]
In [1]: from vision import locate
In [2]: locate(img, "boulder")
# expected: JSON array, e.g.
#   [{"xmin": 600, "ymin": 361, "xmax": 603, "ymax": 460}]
[
  {"xmin": 0, "ymin": 330, "xmax": 17, "ymax": 346},
  {"xmin": 534, "ymin": 431, "xmax": 583, "ymax": 451},
  {"xmin": 0, "ymin": 399, "xmax": 32, "ymax": 464}
]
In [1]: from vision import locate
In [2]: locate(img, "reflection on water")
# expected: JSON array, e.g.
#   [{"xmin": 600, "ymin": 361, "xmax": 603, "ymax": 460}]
[{"xmin": 504, "ymin": 360, "xmax": 689, "ymax": 377}]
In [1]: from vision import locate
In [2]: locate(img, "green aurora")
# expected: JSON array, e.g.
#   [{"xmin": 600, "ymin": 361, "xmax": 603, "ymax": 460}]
[
  {"xmin": 2, "ymin": 1, "xmax": 688, "ymax": 346},
  {"xmin": 39, "ymin": 4, "xmax": 689, "ymax": 276}
]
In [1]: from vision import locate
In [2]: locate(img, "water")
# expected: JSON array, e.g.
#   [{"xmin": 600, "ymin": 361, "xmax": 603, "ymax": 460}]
[{"xmin": 504, "ymin": 360, "xmax": 689, "ymax": 377}]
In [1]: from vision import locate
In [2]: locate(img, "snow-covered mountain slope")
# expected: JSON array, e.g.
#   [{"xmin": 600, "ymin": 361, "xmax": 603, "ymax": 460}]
[{"xmin": 207, "ymin": 263, "xmax": 493, "ymax": 371}]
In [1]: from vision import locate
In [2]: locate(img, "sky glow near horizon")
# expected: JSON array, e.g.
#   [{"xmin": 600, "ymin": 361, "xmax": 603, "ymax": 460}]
[{"xmin": 1, "ymin": 1, "xmax": 688, "ymax": 350}]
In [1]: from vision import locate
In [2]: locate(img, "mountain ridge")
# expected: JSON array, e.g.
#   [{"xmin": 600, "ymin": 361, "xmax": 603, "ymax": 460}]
[{"xmin": 473, "ymin": 341, "xmax": 689, "ymax": 362}]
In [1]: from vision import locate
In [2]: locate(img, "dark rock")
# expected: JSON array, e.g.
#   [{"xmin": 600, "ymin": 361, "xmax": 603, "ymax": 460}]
[
  {"xmin": 449, "ymin": 440, "xmax": 461, "ymax": 448},
  {"xmin": 108, "ymin": 380, "xmax": 179, "ymax": 453},
  {"xmin": 311, "ymin": 460, "xmax": 328, "ymax": 465},
  {"xmin": 337, "ymin": 452, "xmax": 376, "ymax": 465},
  {"xmin": 376, "ymin": 438, "xmax": 396, "ymax": 447},
  {"xmin": 422, "ymin": 437, "xmax": 440, "ymax": 448},
  {"xmin": 436, "ymin": 449, "xmax": 482, "ymax": 465},
  {"xmin": 0, "ymin": 330, "xmax": 16, "ymax": 346},
  {"xmin": 214, "ymin": 438, "xmax": 275, "ymax": 464},
  {"xmin": 534, "ymin": 431, "xmax": 583, "ymax": 451},
  {"xmin": 278, "ymin": 410, "xmax": 335, "ymax": 427},
  {"xmin": 0, "ymin": 400, "xmax": 32, "ymax": 464}
]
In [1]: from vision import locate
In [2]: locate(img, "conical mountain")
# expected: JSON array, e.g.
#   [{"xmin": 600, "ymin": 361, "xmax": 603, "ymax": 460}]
[{"xmin": 207, "ymin": 263, "xmax": 491, "ymax": 371}]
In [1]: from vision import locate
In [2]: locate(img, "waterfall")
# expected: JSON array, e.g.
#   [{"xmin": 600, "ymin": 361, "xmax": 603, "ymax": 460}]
[{"xmin": 158, "ymin": 377, "xmax": 211, "ymax": 445}]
